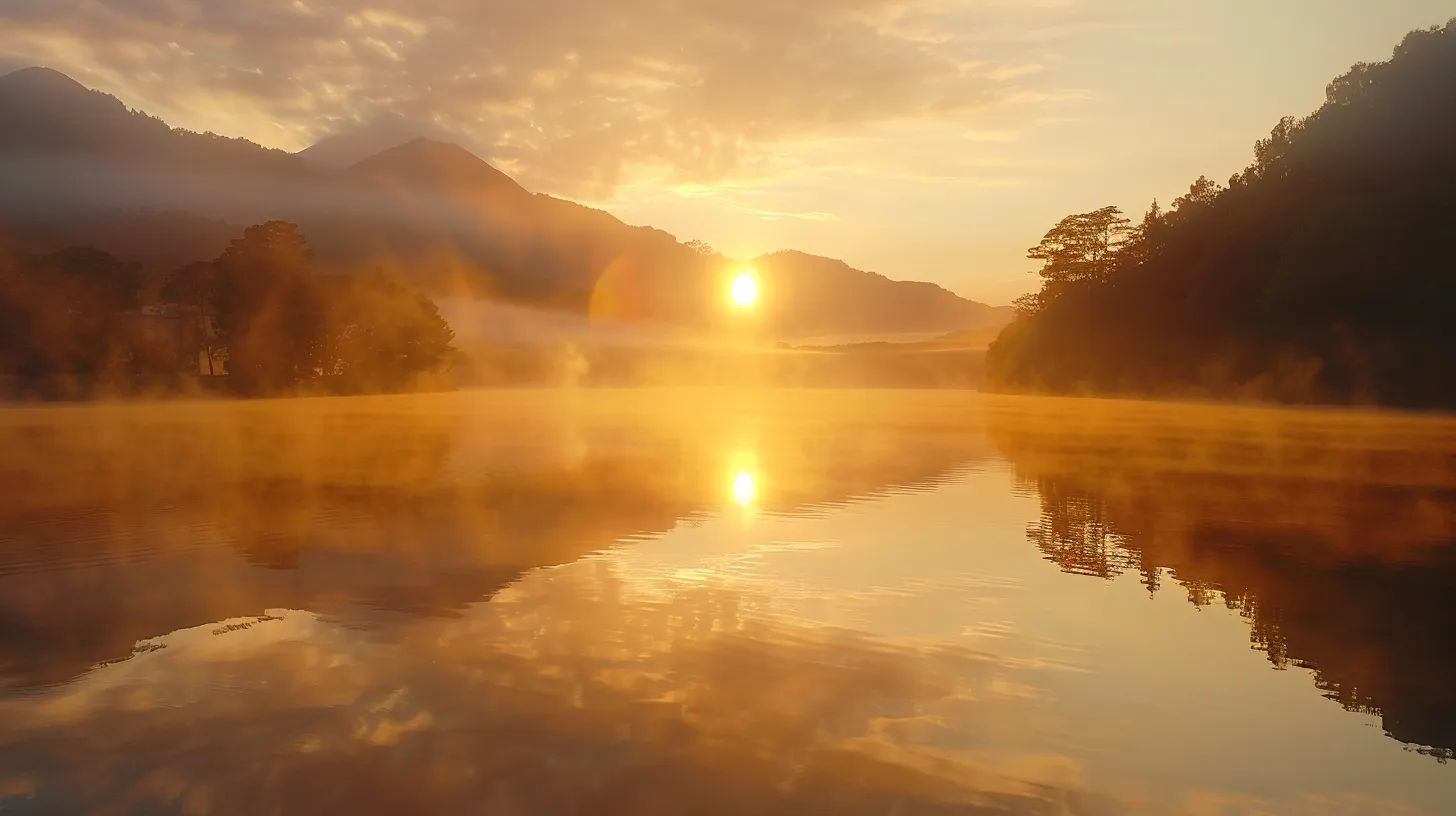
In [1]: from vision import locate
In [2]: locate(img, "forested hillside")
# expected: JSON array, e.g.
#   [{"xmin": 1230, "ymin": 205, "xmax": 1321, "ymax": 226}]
[{"xmin": 988, "ymin": 20, "xmax": 1456, "ymax": 408}]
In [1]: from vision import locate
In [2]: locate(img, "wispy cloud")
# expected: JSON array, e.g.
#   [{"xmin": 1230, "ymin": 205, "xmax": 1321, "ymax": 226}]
[{"xmin": 0, "ymin": 0, "xmax": 1090, "ymax": 198}]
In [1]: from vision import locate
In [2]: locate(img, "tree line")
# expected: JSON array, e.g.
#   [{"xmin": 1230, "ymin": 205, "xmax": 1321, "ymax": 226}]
[
  {"xmin": 0, "ymin": 221, "xmax": 456, "ymax": 398},
  {"xmin": 987, "ymin": 19, "xmax": 1456, "ymax": 408}
]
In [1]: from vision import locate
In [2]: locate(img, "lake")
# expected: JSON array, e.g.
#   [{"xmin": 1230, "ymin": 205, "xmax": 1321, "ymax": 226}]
[{"xmin": 1, "ymin": 390, "xmax": 1453, "ymax": 815}]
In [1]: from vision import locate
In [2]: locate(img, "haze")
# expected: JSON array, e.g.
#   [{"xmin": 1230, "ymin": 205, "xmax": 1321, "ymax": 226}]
[
  {"xmin": 4, "ymin": 391, "xmax": 1456, "ymax": 812},
  {"xmin": 2, "ymin": 0, "xmax": 1449, "ymax": 304}
]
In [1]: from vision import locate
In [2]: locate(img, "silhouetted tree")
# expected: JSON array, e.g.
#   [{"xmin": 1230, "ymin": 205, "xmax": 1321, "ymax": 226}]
[
  {"xmin": 1169, "ymin": 175, "xmax": 1222, "ymax": 214},
  {"xmin": 1026, "ymin": 206, "xmax": 1133, "ymax": 287},
  {"xmin": 1, "ymin": 221, "xmax": 458, "ymax": 398},
  {"xmin": 210, "ymin": 221, "xmax": 325, "ymax": 394},
  {"xmin": 317, "ymin": 273, "xmax": 456, "ymax": 393},
  {"xmin": 684, "ymin": 239, "xmax": 716, "ymax": 256},
  {"xmin": 1012, "ymin": 206, "xmax": 1132, "ymax": 318},
  {"xmin": 988, "ymin": 18, "xmax": 1456, "ymax": 408},
  {"xmin": 0, "ymin": 245, "xmax": 142, "ymax": 396}
]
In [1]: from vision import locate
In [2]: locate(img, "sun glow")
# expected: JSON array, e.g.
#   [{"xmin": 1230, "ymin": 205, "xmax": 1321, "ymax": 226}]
[
  {"xmin": 732, "ymin": 471, "xmax": 756, "ymax": 506},
  {"xmin": 730, "ymin": 272, "xmax": 758, "ymax": 308}
]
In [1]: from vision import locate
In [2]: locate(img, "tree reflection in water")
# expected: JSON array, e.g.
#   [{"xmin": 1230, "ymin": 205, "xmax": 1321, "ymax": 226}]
[
  {"xmin": 4, "ymin": 392, "xmax": 1455, "ymax": 813},
  {"xmin": 989, "ymin": 397, "xmax": 1456, "ymax": 760},
  {"xmin": 0, "ymin": 391, "xmax": 989, "ymax": 691}
]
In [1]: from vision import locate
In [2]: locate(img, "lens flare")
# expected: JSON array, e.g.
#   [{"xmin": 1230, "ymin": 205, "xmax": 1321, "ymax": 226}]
[
  {"xmin": 730, "ymin": 273, "xmax": 758, "ymax": 307},
  {"xmin": 732, "ymin": 471, "xmax": 755, "ymax": 506}
]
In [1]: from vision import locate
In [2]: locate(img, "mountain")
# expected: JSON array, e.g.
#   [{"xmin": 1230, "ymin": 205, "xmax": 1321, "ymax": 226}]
[
  {"xmin": 0, "ymin": 66, "xmax": 306, "ymax": 176},
  {"xmin": 297, "ymin": 113, "xmax": 451, "ymax": 169},
  {"xmin": 344, "ymin": 138, "xmax": 528, "ymax": 196},
  {"xmin": 0, "ymin": 66, "xmax": 1007, "ymax": 339},
  {"xmin": 753, "ymin": 251, "xmax": 1005, "ymax": 339},
  {"xmin": 0, "ymin": 66, "xmax": 161, "ymax": 157}
]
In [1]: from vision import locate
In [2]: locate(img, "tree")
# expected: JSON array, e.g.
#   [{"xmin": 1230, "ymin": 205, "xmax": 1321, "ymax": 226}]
[
  {"xmin": 42, "ymin": 246, "xmax": 142, "ymax": 315},
  {"xmin": 2, "ymin": 222, "xmax": 460, "ymax": 398},
  {"xmin": 1170, "ymin": 176, "xmax": 1222, "ymax": 215},
  {"xmin": 1118, "ymin": 200, "xmax": 1166, "ymax": 266},
  {"xmin": 198, "ymin": 222, "xmax": 458, "ymax": 396},
  {"xmin": 1251, "ymin": 116, "xmax": 1302, "ymax": 181},
  {"xmin": 1016, "ymin": 206, "xmax": 1134, "ymax": 317},
  {"xmin": 1026, "ymin": 206, "xmax": 1133, "ymax": 288},
  {"xmin": 162, "ymin": 260, "xmax": 222, "ymax": 375},
  {"xmin": 318, "ymin": 274, "xmax": 456, "ymax": 392},
  {"xmin": 987, "ymin": 18, "xmax": 1456, "ymax": 408},
  {"xmin": 211, "ymin": 221, "xmax": 324, "ymax": 394},
  {"xmin": 0, "ymin": 245, "xmax": 142, "ymax": 395}
]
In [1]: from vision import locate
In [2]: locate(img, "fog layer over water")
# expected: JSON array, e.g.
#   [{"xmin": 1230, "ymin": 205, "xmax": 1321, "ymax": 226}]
[{"xmin": 0, "ymin": 391, "xmax": 1453, "ymax": 814}]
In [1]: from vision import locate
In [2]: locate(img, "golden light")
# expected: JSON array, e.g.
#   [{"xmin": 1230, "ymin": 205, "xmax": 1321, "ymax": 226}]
[
  {"xmin": 729, "ymin": 272, "xmax": 758, "ymax": 308},
  {"xmin": 732, "ymin": 471, "xmax": 756, "ymax": 506}
]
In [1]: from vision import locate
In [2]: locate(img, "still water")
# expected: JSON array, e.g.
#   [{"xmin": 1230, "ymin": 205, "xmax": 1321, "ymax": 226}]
[{"xmin": 1, "ymin": 390, "xmax": 1454, "ymax": 814}]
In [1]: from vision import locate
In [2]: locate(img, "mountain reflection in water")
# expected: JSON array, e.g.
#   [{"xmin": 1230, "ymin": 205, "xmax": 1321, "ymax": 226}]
[{"xmin": 0, "ymin": 390, "xmax": 1454, "ymax": 814}]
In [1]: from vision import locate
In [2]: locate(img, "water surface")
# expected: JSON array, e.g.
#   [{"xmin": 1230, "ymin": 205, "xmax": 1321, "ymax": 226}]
[{"xmin": 1, "ymin": 390, "xmax": 1454, "ymax": 814}]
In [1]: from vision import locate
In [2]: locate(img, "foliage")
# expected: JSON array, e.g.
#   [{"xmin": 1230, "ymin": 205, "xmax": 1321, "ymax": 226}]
[
  {"xmin": 0, "ymin": 244, "xmax": 143, "ymax": 396},
  {"xmin": 193, "ymin": 221, "xmax": 457, "ymax": 396},
  {"xmin": 1025, "ymin": 206, "xmax": 1133, "ymax": 289},
  {"xmin": 1, "ymin": 221, "xmax": 456, "ymax": 399},
  {"xmin": 207, "ymin": 221, "xmax": 325, "ymax": 394},
  {"xmin": 316, "ymin": 273, "xmax": 457, "ymax": 393},
  {"xmin": 988, "ymin": 19, "xmax": 1456, "ymax": 408}
]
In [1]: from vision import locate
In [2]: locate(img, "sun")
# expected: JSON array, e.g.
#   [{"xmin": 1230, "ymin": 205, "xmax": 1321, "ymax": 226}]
[
  {"xmin": 730, "ymin": 272, "xmax": 758, "ymax": 308},
  {"xmin": 732, "ymin": 471, "xmax": 756, "ymax": 506}
]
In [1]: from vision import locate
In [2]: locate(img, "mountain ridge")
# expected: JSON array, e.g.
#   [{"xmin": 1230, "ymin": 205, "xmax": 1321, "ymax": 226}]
[
  {"xmin": 298, "ymin": 113, "xmax": 453, "ymax": 169},
  {"xmin": 0, "ymin": 66, "xmax": 1008, "ymax": 338},
  {"xmin": 342, "ymin": 138, "xmax": 531, "ymax": 200}
]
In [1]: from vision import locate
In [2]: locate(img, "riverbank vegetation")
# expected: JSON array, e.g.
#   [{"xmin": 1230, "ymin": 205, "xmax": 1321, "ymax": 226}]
[
  {"xmin": 0, "ymin": 221, "xmax": 456, "ymax": 399},
  {"xmin": 987, "ymin": 20, "xmax": 1456, "ymax": 409}
]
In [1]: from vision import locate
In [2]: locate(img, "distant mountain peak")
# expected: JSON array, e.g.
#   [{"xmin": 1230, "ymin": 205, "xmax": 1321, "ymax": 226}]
[
  {"xmin": 0, "ymin": 65, "xmax": 162, "ymax": 156},
  {"xmin": 372, "ymin": 137, "xmax": 483, "ymax": 162},
  {"xmin": 345, "ymin": 138, "xmax": 527, "ymax": 198},
  {"xmin": 297, "ymin": 115, "xmax": 453, "ymax": 169},
  {"xmin": 0, "ymin": 66, "xmax": 89, "ymax": 93},
  {"xmin": 0, "ymin": 66, "xmax": 109, "ymax": 111},
  {"xmin": 0, "ymin": 68, "xmax": 1006, "ymax": 338}
]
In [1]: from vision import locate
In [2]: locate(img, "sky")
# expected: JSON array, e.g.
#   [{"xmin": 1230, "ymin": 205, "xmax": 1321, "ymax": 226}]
[{"xmin": 1, "ymin": 1, "xmax": 1451, "ymax": 305}]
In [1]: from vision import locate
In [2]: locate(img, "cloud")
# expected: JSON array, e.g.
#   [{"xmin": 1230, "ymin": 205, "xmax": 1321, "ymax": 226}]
[
  {"xmin": 0, "ymin": 0, "xmax": 1086, "ymax": 197},
  {"xmin": 0, "ymin": 558, "xmax": 1130, "ymax": 814},
  {"xmin": 666, "ymin": 184, "xmax": 844, "ymax": 222}
]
